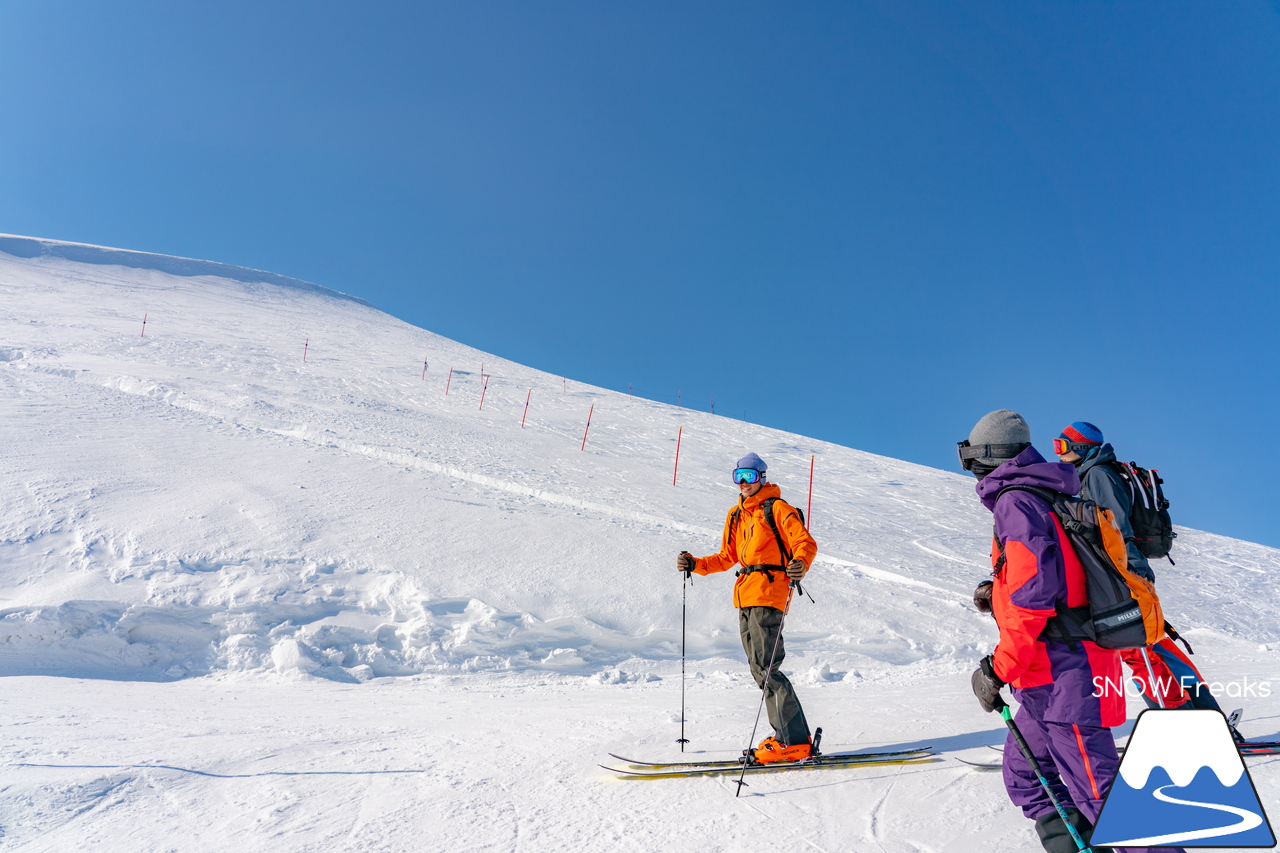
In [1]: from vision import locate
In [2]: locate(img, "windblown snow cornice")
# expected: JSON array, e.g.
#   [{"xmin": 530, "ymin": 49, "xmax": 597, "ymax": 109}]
[{"xmin": 0, "ymin": 233, "xmax": 374, "ymax": 309}]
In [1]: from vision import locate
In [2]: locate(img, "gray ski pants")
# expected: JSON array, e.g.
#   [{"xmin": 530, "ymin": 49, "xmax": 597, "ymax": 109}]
[{"xmin": 739, "ymin": 606, "xmax": 811, "ymax": 747}]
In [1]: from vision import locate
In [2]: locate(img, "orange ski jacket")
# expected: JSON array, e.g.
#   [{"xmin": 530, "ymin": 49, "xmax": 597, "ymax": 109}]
[{"xmin": 692, "ymin": 483, "xmax": 818, "ymax": 610}]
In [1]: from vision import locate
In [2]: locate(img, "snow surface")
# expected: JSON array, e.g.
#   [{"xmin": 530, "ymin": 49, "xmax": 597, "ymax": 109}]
[{"xmin": 1, "ymin": 237, "xmax": 1278, "ymax": 851}]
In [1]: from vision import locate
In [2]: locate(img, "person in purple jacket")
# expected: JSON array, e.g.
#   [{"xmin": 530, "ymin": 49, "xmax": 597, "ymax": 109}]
[{"xmin": 962, "ymin": 410, "xmax": 1182, "ymax": 853}]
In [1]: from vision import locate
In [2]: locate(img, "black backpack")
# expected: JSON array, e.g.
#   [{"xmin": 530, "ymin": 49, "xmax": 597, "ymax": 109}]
[{"xmin": 1111, "ymin": 462, "xmax": 1177, "ymax": 561}]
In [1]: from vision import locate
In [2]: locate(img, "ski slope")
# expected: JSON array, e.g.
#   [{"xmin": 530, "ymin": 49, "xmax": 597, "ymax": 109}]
[{"xmin": 1, "ymin": 234, "xmax": 1277, "ymax": 851}]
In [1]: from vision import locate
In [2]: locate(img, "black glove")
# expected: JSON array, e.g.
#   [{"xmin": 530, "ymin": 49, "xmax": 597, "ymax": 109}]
[
  {"xmin": 973, "ymin": 580, "xmax": 993, "ymax": 613},
  {"xmin": 786, "ymin": 558, "xmax": 807, "ymax": 580},
  {"xmin": 971, "ymin": 655, "xmax": 1006, "ymax": 713},
  {"xmin": 677, "ymin": 552, "xmax": 695, "ymax": 575}
]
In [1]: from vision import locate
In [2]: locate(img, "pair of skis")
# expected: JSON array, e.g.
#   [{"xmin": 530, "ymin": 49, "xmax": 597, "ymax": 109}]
[
  {"xmin": 600, "ymin": 744, "xmax": 937, "ymax": 779},
  {"xmin": 960, "ymin": 738, "xmax": 1280, "ymax": 771},
  {"xmin": 1237, "ymin": 740, "xmax": 1280, "ymax": 755}
]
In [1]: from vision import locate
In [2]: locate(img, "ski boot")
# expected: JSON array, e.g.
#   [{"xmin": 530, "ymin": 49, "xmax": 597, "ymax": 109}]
[
  {"xmin": 1229, "ymin": 708, "xmax": 1246, "ymax": 744},
  {"xmin": 752, "ymin": 734, "xmax": 814, "ymax": 764}
]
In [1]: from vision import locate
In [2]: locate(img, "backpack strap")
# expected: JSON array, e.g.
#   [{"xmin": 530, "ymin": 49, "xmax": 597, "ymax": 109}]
[
  {"xmin": 1105, "ymin": 460, "xmax": 1139, "ymax": 508},
  {"xmin": 735, "ymin": 565, "xmax": 781, "ymax": 582},
  {"xmin": 730, "ymin": 499, "xmax": 805, "ymax": 585},
  {"xmin": 1165, "ymin": 620, "xmax": 1195, "ymax": 656},
  {"xmin": 761, "ymin": 497, "xmax": 795, "ymax": 565},
  {"xmin": 995, "ymin": 484, "xmax": 1058, "ymax": 505},
  {"xmin": 991, "ymin": 485, "xmax": 1059, "ymax": 568},
  {"xmin": 727, "ymin": 504, "xmax": 786, "ymax": 582}
]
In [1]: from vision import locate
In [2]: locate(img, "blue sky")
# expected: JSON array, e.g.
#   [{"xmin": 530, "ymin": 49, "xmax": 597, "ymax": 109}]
[{"xmin": 3, "ymin": 2, "xmax": 1279, "ymax": 547}]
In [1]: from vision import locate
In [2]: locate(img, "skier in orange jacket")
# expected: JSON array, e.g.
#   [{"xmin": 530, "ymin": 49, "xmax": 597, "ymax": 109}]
[{"xmin": 677, "ymin": 452, "xmax": 818, "ymax": 763}]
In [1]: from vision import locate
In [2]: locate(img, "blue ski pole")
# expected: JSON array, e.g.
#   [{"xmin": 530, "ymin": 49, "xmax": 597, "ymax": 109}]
[{"xmin": 997, "ymin": 699, "xmax": 1092, "ymax": 852}]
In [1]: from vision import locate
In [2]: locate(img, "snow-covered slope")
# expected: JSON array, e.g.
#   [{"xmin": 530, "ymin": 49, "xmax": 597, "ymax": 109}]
[{"xmin": 2, "ymin": 237, "xmax": 1277, "ymax": 852}]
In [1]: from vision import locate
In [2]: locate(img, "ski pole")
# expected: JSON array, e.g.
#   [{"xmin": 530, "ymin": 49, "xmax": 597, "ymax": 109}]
[
  {"xmin": 678, "ymin": 562, "xmax": 692, "ymax": 751},
  {"xmin": 997, "ymin": 700, "xmax": 1093, "ymax": 852},
  {"xmin": 734, "ymin": 582, "xmax": 797, "ymax": 797},
  {"xmin": 1139, "ymin": 645, "xmax": 1167, "ymax": 708}
]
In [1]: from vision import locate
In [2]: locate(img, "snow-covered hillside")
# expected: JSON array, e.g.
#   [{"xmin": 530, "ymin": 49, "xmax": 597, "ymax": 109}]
[{"xmin": 2, "ymin": 235, "xmax": 1277, "ymax": 852}]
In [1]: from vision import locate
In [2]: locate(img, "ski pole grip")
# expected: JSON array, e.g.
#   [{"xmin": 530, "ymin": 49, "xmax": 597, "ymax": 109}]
[{"xmin": 679, "ymin": 551, "xmax": 695, "ymax": 578}]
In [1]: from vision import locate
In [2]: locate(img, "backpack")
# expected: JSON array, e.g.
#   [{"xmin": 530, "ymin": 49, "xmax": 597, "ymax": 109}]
[
  {"xmin": 994, "ymin": 485, "xmax": 1165, "ymax": 650},
  {"xmin": 1111, "ymin": 461, "xmax": 1177, "ymax": 560},
  {"xmin": 761, "ymin": 497, "xmax": 804, "ymax": 564}
]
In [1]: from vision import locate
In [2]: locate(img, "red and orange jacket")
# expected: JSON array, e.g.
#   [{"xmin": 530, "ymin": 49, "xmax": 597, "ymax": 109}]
[
  {"xmin": 692, "ymin": 483, "xmax": 818, "ymax": 610},
  {"xmin": 978, "ymin": 447, "xmax": 1125, "ymax": 728}
]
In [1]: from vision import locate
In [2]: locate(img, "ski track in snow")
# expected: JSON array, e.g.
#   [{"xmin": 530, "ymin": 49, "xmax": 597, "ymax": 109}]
[{"xmin": 1, "ymin": 240, "xmax": 1278, "ymax": 852}]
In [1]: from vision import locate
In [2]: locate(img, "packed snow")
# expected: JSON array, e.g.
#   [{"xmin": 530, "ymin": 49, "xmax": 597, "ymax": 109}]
[{"xmin": 1, "ymin": 234, "xmax": 1277, "ymax": 851}]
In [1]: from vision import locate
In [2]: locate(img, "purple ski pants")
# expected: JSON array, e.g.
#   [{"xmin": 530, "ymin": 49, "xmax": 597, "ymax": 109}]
[{"xmin": 1002, "ymin": 708, "xmax": 1183, "ymax": 853}]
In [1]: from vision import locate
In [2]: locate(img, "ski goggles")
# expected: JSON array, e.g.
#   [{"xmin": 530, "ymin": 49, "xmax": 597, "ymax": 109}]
[
  {"xmin": 1052, "ymin": 438, "xmax": 1095, "ymax": 457},
  {"xmin": 956, "ymin": 440, "xmax": 1030, "ymax": 472},
  {"xmin": 732, "ymin": 468, "xmax": 763, "ymax": 485}
]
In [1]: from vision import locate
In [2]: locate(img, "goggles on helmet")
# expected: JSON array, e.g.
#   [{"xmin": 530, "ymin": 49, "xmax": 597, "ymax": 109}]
[
  {"xmin": 1052, "ymin": 438, "xmax": 1095, "ymax": 457},
  {"xmin": 956, "ymin": 440, "xmax": 1030, "ymax": 472},
  {"xmin": 733, "ymin": 468, "xmax": 763, "ymax": 485}
]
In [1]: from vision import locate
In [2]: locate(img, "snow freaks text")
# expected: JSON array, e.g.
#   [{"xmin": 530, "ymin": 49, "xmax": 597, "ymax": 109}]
[{"xmin": 1093, "ymin": 675, "xmax": 1272, "ymax": 700}]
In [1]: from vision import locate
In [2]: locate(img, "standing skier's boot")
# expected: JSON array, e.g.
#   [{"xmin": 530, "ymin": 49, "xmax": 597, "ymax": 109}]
[
  {"xmin": 753, "ymin": 736, "xmax": 812, "ymax": 764},
  {"xmin": 1034, "ymin": 808, "xmax": 1092, "ymax": 853}
]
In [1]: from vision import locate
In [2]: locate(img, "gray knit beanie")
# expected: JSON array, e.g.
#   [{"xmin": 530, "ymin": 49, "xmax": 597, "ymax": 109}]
[
  {"xmin": 967, "ymin": 410, "xmax": 1032, "ymax": 466},
  {"xmin": 735, "ymin": 452, "xmax": 767, "ymax": 473}
]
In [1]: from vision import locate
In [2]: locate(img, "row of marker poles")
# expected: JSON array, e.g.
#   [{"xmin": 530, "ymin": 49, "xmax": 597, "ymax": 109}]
[
  {"xmin": 251, "ymin": 338, "xmax": 728, "ymax": 454},
  {"xmin": 141, "ymin": 323, "xmax": 739, "ymax": 467},
  {"xmin": 580, "ymin": 403, "xmax": 594, "ymax": 450},
  {"xmin": 148, "ymin": 321, "xmax": 719, "ymax": 434},
  {"xmin": 140, "ymin": 316, "xmax": 740, "ymax": 475},
  {"xmin": 137, "ymin": 321, "xmax": 720, "ymax": 425}
]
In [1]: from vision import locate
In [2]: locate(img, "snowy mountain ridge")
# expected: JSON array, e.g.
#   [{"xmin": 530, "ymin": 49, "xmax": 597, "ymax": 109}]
[
  {"xmin": 2, "ymin": 235, "xmax": 1278, "ymax": 686},
  {"xmin": 0, "ymin": 233, "xmax": 372, "ymax": 308}
]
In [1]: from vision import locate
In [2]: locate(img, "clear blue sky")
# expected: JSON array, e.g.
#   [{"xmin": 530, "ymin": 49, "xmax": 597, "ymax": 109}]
[{"xmin": 3, "ymin": 2, "xmax": 1279, "ymax": 547}]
